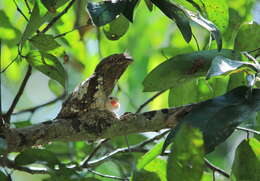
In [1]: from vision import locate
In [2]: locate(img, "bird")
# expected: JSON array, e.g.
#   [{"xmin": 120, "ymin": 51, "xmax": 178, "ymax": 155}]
[{"xmin": 105, "ymin": 96, "xmax": 120, "ymax": 113}]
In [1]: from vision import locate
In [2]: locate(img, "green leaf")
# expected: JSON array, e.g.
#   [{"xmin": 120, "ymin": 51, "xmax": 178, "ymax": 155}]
[
  {"xmin": 167, "ymin": 124, "xmax": 204, "ymax": 181},
  {"xmin": 234, "ymin": 22, "xmax": 260, "ymax": 55},
  {"xmin": 231, "ymin": 138, "xmax": 260, "ymax": 181},
  {"xmin": 48, "ymin": 79, "xmax": 64, "ymax": 96},
  {"xmin": 206, "ymin": 56, "xmax": 257, "ymax": 79},
  {"xmin": 30, "ymin": 34, "xmax": 61, "ymax": 51},
  {"xmin": 182, "ymin": 9, "xmax": 222, "ymax": 51},
  {"xmin": 136, "ymin": 141, "xmax": 164, "ymax": 170},
  {"xmin": 87, "ymin": 1, "xmax": 126, "ymax": 26},
  {"xmin": 164, "ymin": 86, "xmax": 260, "ymax": 153},
  {"xmin": 144, "ymin": 0, "xmax": 153, "ymax": 11},
  {"xmin": 40, "ymin": 0, "xmax": 68, "ymax": 13},
  {"xmin": 20, "ymin": 2, "xmax": 53, "ymax": 47},
  {"xmin": 26, "ymin": 51, "xmax": 67, "ymax": 87},
  {"xmin": 131, "ymin": 170, "xmax": 160, "ymax": 181},
  {"xmin": 103, "ymin": 14, "xmax": 129, "ymax": 40},
  {"xmin": 151, "ymin": 0, "xmax": 192, "ymax": 43},
  {"xmin": 144, "ymin": 158, "xmax": 167, "ymax": 181},
  {"xmin": 0, "ymin": 171, "xmax": 8, "ymax": 181},
  {"xmin": 15, "ymin": 148, "xmax": 60, "ymax": 168},
  {"xmin": 143, "ymin": 49, "xmax": 240, "ymax": 92},
  {"xmin": 13, "ymin": 120, "xmax": 32, "ymax": 128}
]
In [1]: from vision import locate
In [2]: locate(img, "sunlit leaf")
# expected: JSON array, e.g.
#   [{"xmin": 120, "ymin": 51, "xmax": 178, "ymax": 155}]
[
  {"xmin": 144, "ymin": 158, "xmax": 167, "ymax": 181},
  {"xmin": 151, "ymin": 0, "xmax": 192, "ymax": 43},
  {"xmin": 234, "ymin": 22, "xmax": 260, "ymax": 56},
  {"xmin": 231, "ymin": 138, "xmax": 260, "ymax": 181},
  {"xmin": 20, "ymin": 2, "xmax": 53, "ymax": 47},
  {"xmin": 26, "ymin": 51, "xmax": 67, "ymax": 87},
  {"xmin": 30, "ymin": 34, "xmax": 61, "ymax": 51},
  {"xmin": 48, "ymin": 79, "xmax": 64, "ymax": 96},
  {"xmin": 143, "ymin": 49, "xmax": 240, "ymax": 92},
  {"xmin": 163, "ymin": 86, "xmax": 260, "ymax": 153},
  {"xmin": 136, "ymin": 141, "xmax": 164, "ymax": 170},
  {"xmin": 167, "ymin": 124, "xmax": 204, "ymax": 181},
  {"xmin": 103, "ymin": 14, "xmax": 129, "ymax": 40},
  {"xmin": 206, "ymin": 56, "xmax": 257, "ymax": 79},
  {"xmin": 15, "ymin": 148, "xmax": 60, "ymax": 168}
]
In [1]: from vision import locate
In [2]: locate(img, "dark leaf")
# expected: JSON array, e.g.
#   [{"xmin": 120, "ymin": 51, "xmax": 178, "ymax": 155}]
[
  {"xmin": 151, "ymin": 0, "xmax": 192, "ymax": 43},
  {"xmin": 15, "ymin": 148, "xmax": 60, "ymax": 168},
  {"xmin": 163, "ymin": 86, "xmax": 260, "ymax": 153},
  {"xmin": 121, "ymin": 0, "xmax": 139, "ymax": 22},
  {"xmin": 231, "ymin": 138, "xmax": 260, "ymax": 181},
  {"xmin": 132, "ymin": 170, "xmax": 160, "ymax": 181},
  {"xmin": 143, "ymin": 49, "xmax": 240, "ymax": 92},
  {"xmin": 206, "ymin": 56, "xmax": 257, "ymax": 79},
  {"xmin": 30, "ymin": 34, "xmax": 61, "ymax": 51},
  {"xmin": 103, "ymin": 14, "xmax": 129, "ymax": 40},
  {"xmin": 167, "ymin": 124, "xmax": 204, "ymax": 181},
  {"xmin": 26, "ymin": 51, "xmax": 67, "ymax": 87},
  {"xmin": 87, "ymin": 1, "xmax": 126, "ymax": 26},
  {"xmin": 144, "ymin": 0, "xmax": 153, "ymax": 11},
  {"xmin": 0, "ymin": 171, "xmax": 8, "ymax": 181},
  {"xmin": 0, "ymin": 137, "xmax": 7, "ymax": 153}
]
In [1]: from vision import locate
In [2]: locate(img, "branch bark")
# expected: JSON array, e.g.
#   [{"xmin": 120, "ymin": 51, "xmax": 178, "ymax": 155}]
[{"xmin": 1, "ymin": 53, "xmax": 195, "ymax": 153}]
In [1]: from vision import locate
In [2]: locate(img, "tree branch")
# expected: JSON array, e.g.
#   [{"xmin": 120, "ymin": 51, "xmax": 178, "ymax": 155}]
[
  {"xmin": 87, "ymin": 169, "xmax": 129, "ymax": 181},
  {"xmin": 41, "ymin": 0, "xmax": 76, "ymax": 33},
  {"xmin": 3, "ymin": 65, "xmax": 32, "ymax": 123},
  {"xmin": 204, "ymin": 158, "xmax": 230, "ymax": 178}
]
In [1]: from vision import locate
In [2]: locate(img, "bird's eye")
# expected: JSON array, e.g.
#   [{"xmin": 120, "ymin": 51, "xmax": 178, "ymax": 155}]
[{"xmin": 109, "ymin": 97, "xmax": 113, "ymax": 100}]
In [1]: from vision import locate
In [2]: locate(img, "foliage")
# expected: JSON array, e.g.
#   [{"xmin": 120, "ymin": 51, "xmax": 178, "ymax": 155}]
[{"xmin": 1, "ymin": 0, "xmax": 260, "ymax": 180}]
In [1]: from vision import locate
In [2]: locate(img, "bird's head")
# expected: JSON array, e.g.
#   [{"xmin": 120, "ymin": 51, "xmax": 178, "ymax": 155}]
[{"xmin": 105, "ymin": 96, "xmax": 120, "ymax": 112}]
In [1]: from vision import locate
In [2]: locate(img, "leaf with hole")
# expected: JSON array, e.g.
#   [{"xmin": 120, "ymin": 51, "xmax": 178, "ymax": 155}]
[
  {"xmin": 103, "ymin": 14, "xmax": 129, "ymax": 40},
  {"xmin": 143, "ymin": 49, "xmax": 240, "ymax": 92},
  {"xmin": 206, "ymin": 56, "xmax": 257, "ymax": 80},
  {"xmin": 26, "ymin": 51, "xmax": 67, "ymax": 87}
]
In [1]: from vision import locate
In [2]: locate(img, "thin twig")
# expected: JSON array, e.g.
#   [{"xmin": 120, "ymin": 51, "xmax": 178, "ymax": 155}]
[
  {"xmin": 236, "ymin": 126, "xmax": 260, "ymax": 135},
  {"xmin": 54, "ymin": 24, "xmax": 90, "ymax": 39},
  {"xmin": 4, "ymin": 65, "xmax": 32, "ymax": 123},
  {"xmin": 243, "ymin": 52, "xmax": 258, "ymax": 65},
  {"xmin": 41, "ymin": 0, "xmax": 76, "ymax": 33},
  {"xmin": 82, "ymin": 131, "xmax": 169, "ymax": 167},
  {"xmin": 0, "ymin": 157, "xmax": 48, "ymax": 175},
  {"xmin": 136, "ymin": 90, "xmax": 166, "ymax": 113},
  {"xmin": 81, "ymin": 139, "xmax": 110, "ymax": 166},
  {"xmin": 204, "ymin": 158, "xmax": 230, "ymax": 178},
  {"xmin": 247, "ymin": 47, "xmax": 260, "ymax": 54},
  {"xmin": 192, "ymin": 33, "xmax": 200, "ymax": 51},
  {"xmin": 12, "ymin": 93, "xmax": 66, "ymax": 115},
  {"xmin": 13, "ymin": 0, "xmax": 29, "ymax": 22},
  {"xmin": 0, "ymin": 56, "xmax": 18, "ymax": 73},
  {"xmin": 96, "ymin": 27, "xmax": 103, "ymax": 59},
  {"xmin": 87, "ymin": 169, "xmax": 129, "ymax": 181},
  {"xmin": 24, "ymin": 0, "xmax": 31, "ymax": 14}
]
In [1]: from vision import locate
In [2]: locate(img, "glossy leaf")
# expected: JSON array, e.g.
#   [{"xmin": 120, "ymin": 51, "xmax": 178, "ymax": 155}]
[
  {"xmin": 163, "ymin": 86, "xmax": 260, "ymax": 153},
  {"xmin": 30, "ymin": 34, "xmax": 60, "ymax": 51},
  {"xmin": 103, "ymin": 14, "xmax": 129, "ymax": 40},
  {"xmin": 182, "ymin": 9, "xmax": 222, "ymax": 51},
  {"xmin": 234, "ymin": 22, "xmax": 260, "ymax": 55},
  {"xmin": 26, "ymin": 51, "xmax": 67, "ymax": 87},
  {"xmin": 15, "ymin": 148, "xmax": 60, "ymax": 168},
  {"xmin": 167, "ymin": 124, "xmax": 204, "ymax": 181},
  {"xmin": 136, "ymin": 141, "xmax": 164, "ymax": 170},
  {"xmin": 87, "ymin": 0, "xmax": 138, "ymax": 26},
  {"xmin": 151, "ymin": 0, "xmax": 192, "ymax": 43},
  {"xmin": 206, "ymin": 56, "xmax": 257, "ymax": 79},
  {"xmin": 143, "ymin": 49, "xmax": 240, "ymax": 92},
  {"xmin": 231, "ymin": 138, "xmax": 260, "ymax": 181}
]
